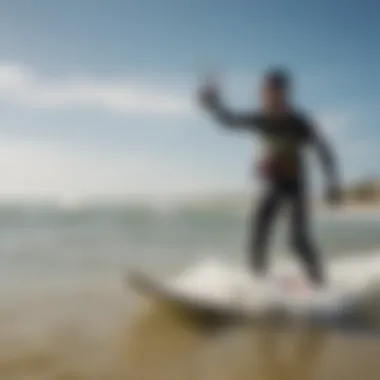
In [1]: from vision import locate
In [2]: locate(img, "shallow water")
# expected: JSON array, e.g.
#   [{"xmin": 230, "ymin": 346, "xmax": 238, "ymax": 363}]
[
  {"xmin": 2, "ymin": 288, "xmax": 380, "ymax": 380},
  {"xmin": 0, "ymin": 205, "xmax": 380, "ymax": 379}
]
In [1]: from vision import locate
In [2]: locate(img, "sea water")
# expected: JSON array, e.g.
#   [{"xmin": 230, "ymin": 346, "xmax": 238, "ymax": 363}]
[{"xmin": 0, "ymin": 202, "xmax": 380, "ymax": 380}]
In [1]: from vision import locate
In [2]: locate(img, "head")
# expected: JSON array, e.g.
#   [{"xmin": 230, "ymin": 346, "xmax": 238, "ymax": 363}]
[{"xmin": 260, "ymin": 68, "xmax": 291, "ymax": 113}]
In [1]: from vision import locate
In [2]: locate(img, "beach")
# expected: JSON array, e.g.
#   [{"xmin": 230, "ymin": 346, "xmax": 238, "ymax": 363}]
[{"xmin": 0, "ymin": 202, "xmax": 379, "ymax": 379}]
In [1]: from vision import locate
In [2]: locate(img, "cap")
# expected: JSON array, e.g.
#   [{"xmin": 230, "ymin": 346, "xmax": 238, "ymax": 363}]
[{"xmin": 263, "ymin": 68, "xmax": 291, "ymax": 89}]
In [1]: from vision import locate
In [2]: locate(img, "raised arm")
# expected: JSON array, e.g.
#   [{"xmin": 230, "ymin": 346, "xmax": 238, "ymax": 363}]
[{"xmin": 197, "ymin": 82, "xmax": 260, "ymax": 130}]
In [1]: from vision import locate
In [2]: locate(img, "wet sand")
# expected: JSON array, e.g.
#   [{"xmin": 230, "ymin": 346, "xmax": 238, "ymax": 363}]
[
  {"xmin": 122, "ymin": 306, "xmax": 380, "ymax": 380},
  {"xmin": 1, "ymin": 286, "xmax": 380, "ymax": 380}
]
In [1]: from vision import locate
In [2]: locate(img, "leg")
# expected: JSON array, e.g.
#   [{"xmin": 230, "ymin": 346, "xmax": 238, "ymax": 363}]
[
  {"xmin": 288, "ymin": 182, "xmax": 325, "ymax": 286},
  {"xmin": 248, "ymin": 183, "xmax": 284, "ymax": 276}
]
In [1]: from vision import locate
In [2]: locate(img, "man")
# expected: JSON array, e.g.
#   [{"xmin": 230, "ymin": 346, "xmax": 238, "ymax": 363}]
[{"xmin": 198, "ymin": 68, "xmax": 341, "ymax": 287}]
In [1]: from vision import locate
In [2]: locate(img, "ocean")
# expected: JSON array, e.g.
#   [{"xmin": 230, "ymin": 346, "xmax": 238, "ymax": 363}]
[{"xmin": 1, "ymin": 202, "xmax": 380, "ymax": 380}]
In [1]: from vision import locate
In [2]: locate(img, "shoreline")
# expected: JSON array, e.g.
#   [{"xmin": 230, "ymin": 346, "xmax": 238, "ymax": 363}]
[{"xmin": 314, "ymin": 201, "xmax": 380, "ymax": 214}]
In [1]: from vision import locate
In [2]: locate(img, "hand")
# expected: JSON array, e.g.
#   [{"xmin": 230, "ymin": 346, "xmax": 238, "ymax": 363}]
[
  {"xmin": 325, "ymin": 184, "xmax": 342, "ymax": 206},
  {"xmin": 197, "ymin": 78, "xmax": 220, "ymax": 109}
]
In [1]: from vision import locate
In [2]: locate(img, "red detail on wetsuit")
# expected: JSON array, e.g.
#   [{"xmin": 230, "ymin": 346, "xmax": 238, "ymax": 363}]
[
  {"xmin": 257, "ymin": 158, "xmax": 299, "ymax": 180},
  {"xmin": 257, "ymin": 159, "xmax": 280, "ymax": 179}
]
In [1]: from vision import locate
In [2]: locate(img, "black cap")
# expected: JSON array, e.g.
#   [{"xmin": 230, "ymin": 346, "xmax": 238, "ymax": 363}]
[{"xmin": 263, "ymin": 68, "xmax": 291, "ymax": 89}]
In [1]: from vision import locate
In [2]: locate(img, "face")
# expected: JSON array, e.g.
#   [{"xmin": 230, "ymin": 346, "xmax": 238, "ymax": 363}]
[{"xmin": 260, "ymin": 84, "xmax": 288, "ymax": 112}]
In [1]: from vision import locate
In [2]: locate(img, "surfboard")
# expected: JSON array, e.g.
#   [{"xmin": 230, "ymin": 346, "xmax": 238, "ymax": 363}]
[
  {"xmin": 127, "ymin": 269, "xmax": 262, "ymax": 321},
  {"xmin": 125, "ymin": 259, "xmax": 368, "ymax": 328}
]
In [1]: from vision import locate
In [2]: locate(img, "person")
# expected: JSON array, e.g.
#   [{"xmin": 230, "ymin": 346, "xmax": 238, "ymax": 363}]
[{"xmin": 198, "ymin": 68, "xmax": 341, "ymax": 287}]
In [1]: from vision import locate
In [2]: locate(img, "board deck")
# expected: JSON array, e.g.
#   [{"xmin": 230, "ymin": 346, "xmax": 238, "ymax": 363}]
[
  {"xmin": 125, "ymin": 264, "xmax": 365, "ymax": 329},
  {"xmin": 127, "ymin": 270, "xmax": 250, "ymax": 319}
]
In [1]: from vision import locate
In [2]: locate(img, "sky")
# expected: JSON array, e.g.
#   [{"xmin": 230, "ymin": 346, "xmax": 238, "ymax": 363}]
[{"xmin": 0, "ymin": 0, "xmax": 379, "ymax": 201}]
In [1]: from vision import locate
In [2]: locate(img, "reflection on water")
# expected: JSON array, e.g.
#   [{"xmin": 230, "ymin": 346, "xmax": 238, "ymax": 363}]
[
  {"xmin": 124, "ymin": 305, "xmax": 380, "ymax": 380},
  {"xmin": 254, "ymin": 327, "xmax": 325, "ymax": 380},
  {"xmin": 123, "ymin": 306, "xmax": 326, "ymax": 380},
  {"xmin": 1, "ymin": 286, "xmax": 380, "ymax": 380}
]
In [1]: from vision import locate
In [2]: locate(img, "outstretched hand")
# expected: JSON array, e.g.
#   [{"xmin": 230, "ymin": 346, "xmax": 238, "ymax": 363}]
[{"xmin": 197, "ymin": 76, "xmax": 221, "ymax": 109}]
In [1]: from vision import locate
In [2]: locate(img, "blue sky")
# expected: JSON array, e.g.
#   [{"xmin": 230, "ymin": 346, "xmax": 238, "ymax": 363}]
[{"xmin": 0, "ymin": 0, "xmax": 379, "ymax": 200}]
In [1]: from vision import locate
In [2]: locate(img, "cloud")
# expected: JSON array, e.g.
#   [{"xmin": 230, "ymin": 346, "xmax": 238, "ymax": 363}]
[
  {"xmin": 0, "ymin": 63, "xmax": 375, "ymax": 199},
  {"xmin": 0, "ymin": 139, "xmax": 235, "ymax": 200},
  {"xmin": 315, "ymin": 108, "xmax": 362, "ymax": 154},
  {"xmin": 307, "ymin": 107, "xmax": 380, "ymax": 185},
  {"xmin": 0, "ymin": 63, "xmax": 192, "ymax": 118},
  {"xmin": 318, "ymin": 111, "xmax": 354, "ymax": 135}
]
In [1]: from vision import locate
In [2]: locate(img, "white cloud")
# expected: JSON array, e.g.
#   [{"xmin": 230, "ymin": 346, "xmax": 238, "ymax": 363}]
[
  {"xmin": 0, "ymin": 139, "xmax": 235, "ymax": 200},
  {"xmin": 308, "ymin": 107, "xmax": 380, "ymax": 186},
  {"xmin": 318, "ymin": 111, "xmax": 354, "ymax": 134},
  {"xmin": 0, "ymin": 63, "xmax": 374, "ymax": 199},
  {"xmin": 315, "ymin": 108, "xmax": 361, "ymax": 155},
  {"xmin": 0, "ymin": 63, "xmax": 192, "ymax": 118}
]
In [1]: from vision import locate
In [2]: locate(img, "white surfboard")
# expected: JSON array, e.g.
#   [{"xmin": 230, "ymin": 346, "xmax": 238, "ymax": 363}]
[{"xmin": 126, "ymin": 258, "xmax": 377, "ymax": 327}]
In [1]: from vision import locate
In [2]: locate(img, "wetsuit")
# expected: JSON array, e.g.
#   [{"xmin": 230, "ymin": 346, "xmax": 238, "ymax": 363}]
[{"xmin": 202, "ymin": 99, "xmax": 339, "ymax": 286}]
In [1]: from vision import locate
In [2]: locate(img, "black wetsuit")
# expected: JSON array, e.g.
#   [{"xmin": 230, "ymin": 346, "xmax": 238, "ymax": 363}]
[{"xmin": 203, "ymin": 101, "xmax": 339, "ymax": 286}]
